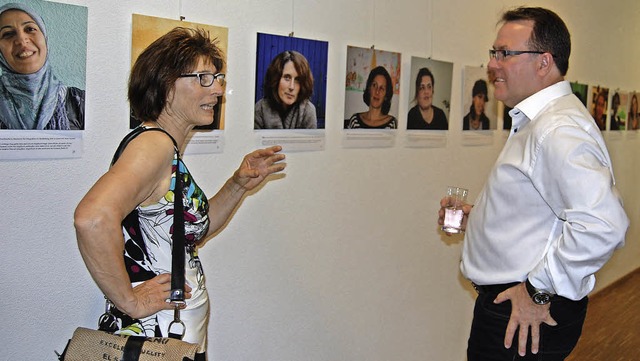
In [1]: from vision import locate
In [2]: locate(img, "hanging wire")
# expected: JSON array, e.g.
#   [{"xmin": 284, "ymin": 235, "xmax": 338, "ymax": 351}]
[
  {"xmin": 372, "ymin": 0, "xmax": 376, "ymax": 48},
  {"xmin": 290, "ymin": 0, "xmax": 295, "ymax": 37},
  {"xmin": 178, "ymin": 0, "xmax": 184, "ymax": 21},
  {"xmin": 428, "ymin": 0, "xmax": 433, "ymax": 58}
]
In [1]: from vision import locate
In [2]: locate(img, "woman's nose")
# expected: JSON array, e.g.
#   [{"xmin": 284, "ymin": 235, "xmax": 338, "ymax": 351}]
[
  {"xmin": 14, "ymin": 30, "xmax": 30, "ymax": 45},
  {"xmin": 211, "ymin": 82, "xmax": 224, "ymax": 96}
]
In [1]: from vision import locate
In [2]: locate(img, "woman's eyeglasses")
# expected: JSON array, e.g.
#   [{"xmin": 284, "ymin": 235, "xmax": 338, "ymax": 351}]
[{"xmin": 179, "ymin": 72, "xmax": 225, "ymax": 87}]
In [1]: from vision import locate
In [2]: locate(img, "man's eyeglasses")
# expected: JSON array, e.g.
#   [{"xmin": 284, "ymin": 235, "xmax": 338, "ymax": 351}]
[
  {"xmin": 179, "ymin": 72, "xmax": 225, "ymax": 87},
  {"xmin": 489, "ymin": 49, "xmax": 547, "ymax": 62}
]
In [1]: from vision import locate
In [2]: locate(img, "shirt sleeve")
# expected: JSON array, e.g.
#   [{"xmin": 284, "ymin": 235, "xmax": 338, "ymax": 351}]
[{"xmin": 528, "ymin": 123, "xmax": 628, "ymax": 300}]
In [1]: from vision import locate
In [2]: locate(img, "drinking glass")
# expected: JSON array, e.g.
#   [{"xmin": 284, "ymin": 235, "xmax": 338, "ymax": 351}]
[{"xmin": 442, "ymin": 186, "xmax": 468, "ymax": 234}]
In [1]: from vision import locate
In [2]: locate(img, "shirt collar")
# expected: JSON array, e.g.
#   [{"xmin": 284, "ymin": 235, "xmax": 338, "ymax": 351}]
[{"xmin": 513, "ymin": 80, "xmax": 572, "ymax": 121}]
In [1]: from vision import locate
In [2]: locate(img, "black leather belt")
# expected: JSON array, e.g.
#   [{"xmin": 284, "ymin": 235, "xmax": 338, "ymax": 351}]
[{"xmin": 472, "ymin": 282, "xmax": 520, "ymax": 294}]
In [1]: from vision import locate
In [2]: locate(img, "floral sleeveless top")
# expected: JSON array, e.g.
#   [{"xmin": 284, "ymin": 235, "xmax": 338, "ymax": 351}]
[{"xmin": 112, "ymin": 126, "xmax": 210, "ymax": 341}]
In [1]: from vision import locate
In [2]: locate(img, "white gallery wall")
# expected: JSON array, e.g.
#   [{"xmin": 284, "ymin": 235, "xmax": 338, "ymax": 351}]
[{"xmin": 1, "ymin": 0, "xmax": 638, "ymax": 360}]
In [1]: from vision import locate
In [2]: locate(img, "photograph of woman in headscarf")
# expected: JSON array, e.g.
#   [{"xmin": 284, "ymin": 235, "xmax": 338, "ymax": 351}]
[{"xmin": 0, "ymin": 2, "xmax": 85, "ymax": 130}]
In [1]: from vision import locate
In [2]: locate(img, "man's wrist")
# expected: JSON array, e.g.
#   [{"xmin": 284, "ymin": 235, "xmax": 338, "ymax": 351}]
[{"xmin": 525, "ymin": 279, "xmax": 552, "ymax": 305}]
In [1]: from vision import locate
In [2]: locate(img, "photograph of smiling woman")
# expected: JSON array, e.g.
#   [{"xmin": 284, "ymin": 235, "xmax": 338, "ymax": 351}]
[
  {"xmin": 343, "ymin": 46, "xmax": 401, "ymax": 130},
  {"xmin": 0, "ymin": 2, "xmax": 85, "ymax": 130},
  {"xmin": 345, "ymin": 65, "xmax": 397, "ymax": 129}
]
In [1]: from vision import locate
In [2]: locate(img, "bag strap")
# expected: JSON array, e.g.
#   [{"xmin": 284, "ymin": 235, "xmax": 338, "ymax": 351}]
[
  {"xmin": 122, "ymin": 336, "xmax": 146, "ymax": 361},
  {"xmin": 168, "ymin": 160, "xmax": 187, "ymax": 339},
  {"xmin": 170, "ymin": 153, "xmax": 186, "ymax": 303}
]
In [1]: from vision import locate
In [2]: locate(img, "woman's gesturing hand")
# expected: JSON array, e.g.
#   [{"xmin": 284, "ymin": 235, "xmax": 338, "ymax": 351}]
[{"xmin": 232, "ymin": 146, "xmax": 287, "ymax": 191}]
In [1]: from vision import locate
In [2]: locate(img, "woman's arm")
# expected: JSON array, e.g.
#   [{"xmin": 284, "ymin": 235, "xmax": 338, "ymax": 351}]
[{"xmin": 75, "ymin": 131, "xmax": 181, "ymax": 318}]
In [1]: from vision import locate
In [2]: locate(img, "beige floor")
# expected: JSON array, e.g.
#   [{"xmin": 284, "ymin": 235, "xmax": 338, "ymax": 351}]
[{"xmin": 566, "ymin": 267, "xmax": 640, "ymax": 361}]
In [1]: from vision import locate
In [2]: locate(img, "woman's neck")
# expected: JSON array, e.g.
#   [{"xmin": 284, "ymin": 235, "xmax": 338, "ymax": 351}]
[
  {"xmin": 419, "ymin": 105, "xmax": 433, "ymax": 123},
  {"xmin": 362, "ymin": 108, "xmax": 389, "ymax": 126},
  {"xmin": 145, "ymin": 115, "xmax": 192, "ymax": 149},
  {"xmin": 278, "ymin": 102, "xmax": 294, "ymax": 120}
]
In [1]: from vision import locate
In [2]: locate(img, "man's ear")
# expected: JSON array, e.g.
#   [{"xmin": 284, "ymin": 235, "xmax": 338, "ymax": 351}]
[
  {"xmin": 538, "ymin": 53, "xmax": 554, "ymax": 76},
  {"xmin": 540, "ymin": 53, "xmax": 552, "ymax": 69}
]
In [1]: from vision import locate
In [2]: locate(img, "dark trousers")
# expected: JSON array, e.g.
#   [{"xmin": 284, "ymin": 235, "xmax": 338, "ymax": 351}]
[{"xmin": 467, "ymin": 286, "xmax": 588, "ymax": 361}]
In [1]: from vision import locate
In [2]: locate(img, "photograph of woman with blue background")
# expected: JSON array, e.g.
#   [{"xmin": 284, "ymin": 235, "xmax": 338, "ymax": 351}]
[{"xmin": 254, "ymin": 33, "xmax": 328, "ymax": 129}]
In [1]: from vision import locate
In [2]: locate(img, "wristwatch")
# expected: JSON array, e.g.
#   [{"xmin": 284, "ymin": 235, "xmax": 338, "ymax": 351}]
[{"xmin": 525, "ymin": 279, "xmax": 552, "ymax": 305}]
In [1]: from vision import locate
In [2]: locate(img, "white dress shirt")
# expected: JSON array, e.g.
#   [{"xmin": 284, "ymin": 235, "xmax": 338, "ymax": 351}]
[{"xmin": 461, "ymin": 80, "xmax": 629, "ymax": 300}]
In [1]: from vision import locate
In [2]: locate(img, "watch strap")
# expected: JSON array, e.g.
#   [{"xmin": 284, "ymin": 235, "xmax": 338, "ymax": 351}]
[
  {"xmin": 525, "ymin": 278, "xmax": 552, "ymax": 305},
  {"xmin": 524, "ymin": 278, "xmax": 537, "ymax": 297}
]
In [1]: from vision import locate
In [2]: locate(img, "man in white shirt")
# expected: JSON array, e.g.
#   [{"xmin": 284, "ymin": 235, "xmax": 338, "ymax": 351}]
[{"xmin": 439, "ymin": 7, "xmax": 629, "ymax": 361}]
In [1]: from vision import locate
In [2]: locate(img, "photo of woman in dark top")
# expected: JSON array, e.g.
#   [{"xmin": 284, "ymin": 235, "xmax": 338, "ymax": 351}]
[
  {"xmin": 463, "ymin": 79, "xmax": 490, "ymax": 130},
  {"xmin": 407, "ymin": 67, "xmax": 448, "ymax": 130}
]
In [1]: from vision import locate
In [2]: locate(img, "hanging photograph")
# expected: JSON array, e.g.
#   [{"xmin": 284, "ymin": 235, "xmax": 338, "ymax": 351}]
[
  {"xmin": 462, "ymin": 66, "xmax": 496, "ymax": 131},
  {"xmin": 629, "ymin": 91, "xmax": 639, "ymax": 131},
  {"xmin": 252, "ymin": 32, "xmax": 327, "ymax": 152},
  {"xmin": 407, "ymin": 57, "xmax": 452, "ymax": 130},
  {"xmin": 589, "ymin": 85, "xmax": 609, "ymax": 131},
  {"xmin": 0, "ymin": 0, "xmax": 87, "ymax": 160},
  {"xmin": 609, "ymin": 90, "xmax": 628, "ymax": 131},
  {"xmin": 254, "ymin": 33, "xmax": 328, "ymax": 130},
  {"xmin": 501, "ymin": 102, "xmax": 513, "ymax": 130},
  {"xmin": 344, "ymin": 46, "xmax": 401, "ymax": 130},
  {"xmin": 570, "ymin": 81, "xmax": 588, "ymax": 106},
  {"xmin": 130, "ymin": 14, "xmax": 228, "ymax": 154}
]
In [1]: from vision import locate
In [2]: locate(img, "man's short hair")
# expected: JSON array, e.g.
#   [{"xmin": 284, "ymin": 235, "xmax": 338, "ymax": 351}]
[{"xmin": 501, "ymin": 7, "xmax": 571, "ymax": 76}]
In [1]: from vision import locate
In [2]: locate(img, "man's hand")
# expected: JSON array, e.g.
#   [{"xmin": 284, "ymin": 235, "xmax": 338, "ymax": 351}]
[
  {"xmin": 438, "ymin": 197, "xmax": 473, "ymax": 234},
  {"xmin": 494, "ymin": 283, "xmax": 557, "ymax": 356}
]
